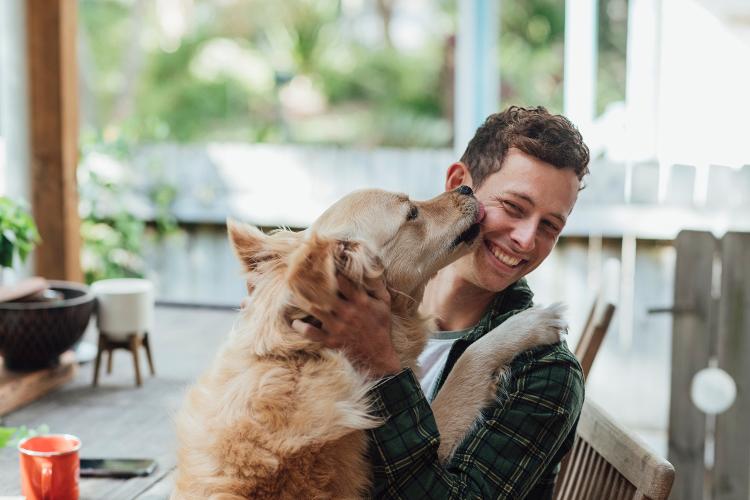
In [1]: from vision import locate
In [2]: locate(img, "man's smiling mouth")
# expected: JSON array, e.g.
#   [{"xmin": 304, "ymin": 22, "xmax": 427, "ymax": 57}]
[{"xmin": 485, "ymin": 240, "xmax": 525, "ymax": 268}]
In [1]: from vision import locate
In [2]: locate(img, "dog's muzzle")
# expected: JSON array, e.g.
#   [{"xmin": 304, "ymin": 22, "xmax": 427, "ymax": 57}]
[{"xmin": 451, "ymin": 223, "xmax": 481, "ymax": 248}]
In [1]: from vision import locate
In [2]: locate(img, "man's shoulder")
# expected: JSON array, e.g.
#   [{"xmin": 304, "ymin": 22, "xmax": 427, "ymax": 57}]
[
  {"xmin": 507, "ymin": 340, "xmax": 585, "ymax": 414},
  {"xmin": 527, "ymin": 338, "xmax": 581, "ymax": 366},
  {"xmin": 512, "ymin": 339, "xmax": 583, "ymax": 382}
]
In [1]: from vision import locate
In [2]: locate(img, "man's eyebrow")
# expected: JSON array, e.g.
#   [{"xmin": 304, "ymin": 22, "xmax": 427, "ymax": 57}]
[
  {"xmin": 549, "ymin": 212, "xmax": 567, "ymax": 225},
  {"xmin": 504, "ymin": 190, "xmax": 567, "ymax": 225},
  {"xmin": 504, "ymin": 190, "xmax": 535, "ymax": 206}
]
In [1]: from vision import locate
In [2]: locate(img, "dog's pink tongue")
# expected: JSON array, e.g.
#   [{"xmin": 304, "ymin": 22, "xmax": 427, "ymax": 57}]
[{"xmin": 476, "ymin": 202, "xmax": 486, "ymax": 223}]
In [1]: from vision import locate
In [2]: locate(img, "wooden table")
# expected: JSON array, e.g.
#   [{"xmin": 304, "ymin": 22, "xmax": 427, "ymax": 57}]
[{"xmin": 0, "ymin": 305, "xmax": 237, "ymax": 499}]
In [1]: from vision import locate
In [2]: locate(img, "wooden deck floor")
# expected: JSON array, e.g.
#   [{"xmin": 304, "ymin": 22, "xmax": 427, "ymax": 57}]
[{"xmin": 0, "ymin": 305, "xmax": 238, "ymax": 499}]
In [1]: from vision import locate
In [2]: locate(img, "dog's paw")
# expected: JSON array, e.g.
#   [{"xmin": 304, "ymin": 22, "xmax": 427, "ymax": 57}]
[{"xmin": 502, "ymin": 302, "xmax": 567, "ymax": 348}]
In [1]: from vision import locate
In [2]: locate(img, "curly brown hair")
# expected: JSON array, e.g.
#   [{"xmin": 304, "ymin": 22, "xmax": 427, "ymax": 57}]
[{"xmin": 460, "ymin": 106, "xmax": 590, "ymax": 188}]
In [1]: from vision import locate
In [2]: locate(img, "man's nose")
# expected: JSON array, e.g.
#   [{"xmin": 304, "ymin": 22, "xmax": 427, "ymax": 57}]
[
  {"xmin": 456, "ymin": 185, "xmax": 473, "ymax": 196},
  {"xmin": 511, "ymin": 221, "xmax": 536, "ymax": 253}
]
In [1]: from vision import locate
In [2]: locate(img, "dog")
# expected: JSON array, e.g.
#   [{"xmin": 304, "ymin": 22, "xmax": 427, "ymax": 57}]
[{"xmin": 172, "ymin": 187, "xmax": 565, "ymax": 499}]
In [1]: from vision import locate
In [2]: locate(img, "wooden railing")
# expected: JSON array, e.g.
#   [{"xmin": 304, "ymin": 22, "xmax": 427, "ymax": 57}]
[{"xmin": 88, "ymin": 143, "xmax": 750, "ymax": 237}]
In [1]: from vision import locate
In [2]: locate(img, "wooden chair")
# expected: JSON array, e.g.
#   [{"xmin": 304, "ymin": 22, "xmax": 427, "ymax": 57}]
[
  {"xmin": 554, "ymin": 399, "xmax": 675, "ymax": 500},
  {"xmin": 575, "ymin": 294, "xmax": 616, "ymax": 381}
]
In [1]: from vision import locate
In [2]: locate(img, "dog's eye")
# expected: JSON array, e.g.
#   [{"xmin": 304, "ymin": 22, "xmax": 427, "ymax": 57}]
[{"xmin": 406, "ymin": 205, "xmax": 419, "ymax": 221}]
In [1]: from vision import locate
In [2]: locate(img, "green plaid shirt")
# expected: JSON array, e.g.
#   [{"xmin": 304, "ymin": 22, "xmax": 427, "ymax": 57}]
[{"xmin": 367, "ymin": 279, "xmax": 585, "ymax": 499}]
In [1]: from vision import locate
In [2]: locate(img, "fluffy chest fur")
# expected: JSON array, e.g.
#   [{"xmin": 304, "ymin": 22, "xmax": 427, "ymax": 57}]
[{"xmin": 174, "ymin": 343, "xmax": 372, "ymax": 497}]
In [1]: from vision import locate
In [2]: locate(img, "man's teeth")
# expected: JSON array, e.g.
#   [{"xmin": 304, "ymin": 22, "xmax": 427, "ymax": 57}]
[{"xmin": 490, "ymin": 245, "xmax": 521, "ymax": 266}]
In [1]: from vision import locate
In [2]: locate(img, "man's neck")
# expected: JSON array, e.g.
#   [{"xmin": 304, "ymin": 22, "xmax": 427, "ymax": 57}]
[{"xmin": 420, "ymin": 266, "xmax": 498, "ymax": 332}]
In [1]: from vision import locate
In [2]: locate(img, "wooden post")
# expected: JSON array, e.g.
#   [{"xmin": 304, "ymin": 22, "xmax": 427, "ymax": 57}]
[
  {"xmin": 26, "ymin": 0, "xmax": 82, "ymax": 281},
  {"xmin": 713, "ymin": 232, "xmax": 750, "ymax": 500},
  {"xmin": 668, "ymin": 230, "xmax": 716, "ymax": 500}
]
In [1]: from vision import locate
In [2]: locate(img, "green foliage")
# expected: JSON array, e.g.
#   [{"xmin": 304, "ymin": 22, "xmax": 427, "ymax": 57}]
[
  {"xmin": 78, "ymin": 132, "xmax": 180, "ymax": 284},
  {"xmin": 78, "ymin": 131, "xmax": 145, "ymax": 284},
  {"xmin": 0, "ymin": 197, "xmax": 40, "ymax": 270},
  {"xmin": 0, "ymin": 427, "xmax": 15, "ymax": 448},
  {"xmin": 78, "ymin": 0, "xmax": 452, "ymax": 147},
  {"xmin": 134, "ymin": 37, "xmax": 276, "ymax": 143},
  {"xmin": 320, "ymin": 47, "xmax": 443, "ymax": 116},
  {"xmin": 499, "ymin": 0, "xmax": 566, "ymax": 112},
  {"xmin": 80, "ymin": 213, "xmax": 146, "ymax": 285},
  {"xmin": 0, "ymin": 424, "xmax": 49, "ymax": 449},
  {"xmin": 150, "ymin": 182, "xmax": 179, "ymax": 236},
  {"xmin": 78, "ymin": 0, "xmax": 627, "ymax": 147},
  {"xmin": 277, "ymin": 0, "xmax": 340, "ymax": 74}
]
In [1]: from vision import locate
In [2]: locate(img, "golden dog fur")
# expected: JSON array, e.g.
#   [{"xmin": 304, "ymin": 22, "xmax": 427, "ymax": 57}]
[{"xmin": 172, "ymin": 188, "xmax": 565, "ymax": 499}]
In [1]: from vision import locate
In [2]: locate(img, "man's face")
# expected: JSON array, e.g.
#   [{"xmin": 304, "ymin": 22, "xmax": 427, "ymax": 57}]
[{"xmin": 454, "ymin": 148, "xmax": 580, "ymax": 292}]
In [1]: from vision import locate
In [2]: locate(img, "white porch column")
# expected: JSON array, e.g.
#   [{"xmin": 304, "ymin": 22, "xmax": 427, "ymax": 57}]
[
  {"xmin": 625, "ymin": 0, "xmax": 661, "ymax": 165},
  {"xmin": 454, "ymin": 0, "xmax": 500, "ymax": 156},
  {"xmin": 563, "ymin": 0, "xmax": 598, "ymax": 133},
  {"xmin": 0, "ymin": 0, "xmax": 31, "ymax": 201}
]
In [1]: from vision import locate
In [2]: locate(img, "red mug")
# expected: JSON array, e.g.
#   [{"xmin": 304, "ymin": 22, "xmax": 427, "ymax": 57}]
[{"xmin": 18, "ymin": 434, "xmax": 81, "ymax": 500}]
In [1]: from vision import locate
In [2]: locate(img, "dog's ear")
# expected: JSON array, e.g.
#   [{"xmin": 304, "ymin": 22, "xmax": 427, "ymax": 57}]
[
  {"xmin": 286, "ymin": 235, "xmax": 338, "ymax": 310},
  {"xmin": 286, "ymin": 234, "xmax": 383, "ymax": 311},
  {"xmin": 227, "ymin": 218, "xmax": 277, "ymax": 273},
  {"xmin": 333, "ymin": 239, "xmax": 383, "ymax": 285}
]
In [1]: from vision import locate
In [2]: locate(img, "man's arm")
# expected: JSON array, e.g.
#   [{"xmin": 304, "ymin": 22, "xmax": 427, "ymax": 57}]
[
  {"xmin": 368, "ymin": 344, "xmax": 584, "ymax": 499},
  {"xmin": 286, "ymin": 275, "xmax": 585, "ymax": 497}
]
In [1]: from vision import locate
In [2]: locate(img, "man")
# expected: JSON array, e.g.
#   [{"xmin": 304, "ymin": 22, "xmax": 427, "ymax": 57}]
[{"xmin": 290, "ymin": 106, "xmax": 589, "ymax": 498}]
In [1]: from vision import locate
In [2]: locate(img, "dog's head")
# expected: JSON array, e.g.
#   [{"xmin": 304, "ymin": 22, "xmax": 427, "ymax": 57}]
[
  {"xmin": 227, "ymin": 187, "xmax": 480, "ymax": 353},
  {"xmin": 309, "ymin": 187, "xmax": 481, "ymax": 297}
]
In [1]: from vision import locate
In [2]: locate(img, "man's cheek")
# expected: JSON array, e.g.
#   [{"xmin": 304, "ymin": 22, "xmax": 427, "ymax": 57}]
[{"xmin": 482, "ymin": 206, "xmax": 506, "ymax": 225}]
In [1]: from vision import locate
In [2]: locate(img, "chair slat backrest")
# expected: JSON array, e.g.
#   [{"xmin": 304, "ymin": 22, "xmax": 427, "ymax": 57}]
[
  {"xmin": 575, "ymin": 297, "xmax": 616, "ymax": 381},
  {"xmin": 554, "ymin": 400, "xmax": 675, "ymax": 500}
]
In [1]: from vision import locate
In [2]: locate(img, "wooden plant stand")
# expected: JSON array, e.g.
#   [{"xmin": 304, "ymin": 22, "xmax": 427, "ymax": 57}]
[{"xmin": 92, "ymin": 332, "xmax": 155, "ymax": 387}]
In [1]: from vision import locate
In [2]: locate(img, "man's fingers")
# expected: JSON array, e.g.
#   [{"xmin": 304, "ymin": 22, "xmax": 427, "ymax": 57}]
[
  {"xmin": 310, "ymin": 306, "xmax": 337, "ymax": 324},
  {"xmin": 291, "ymin": 319, "xmax": 327, "ymax": 343},
  {"xmin": 369, "ymin": 277, "xmax": 391, "ymax": 304},
  {"xmin": 337, "ymin": 272, "xmax": 388, "ymax": 306},
  {"xmin": 336, "ymin": 273, "xmax": 359, "ymax": 302}
]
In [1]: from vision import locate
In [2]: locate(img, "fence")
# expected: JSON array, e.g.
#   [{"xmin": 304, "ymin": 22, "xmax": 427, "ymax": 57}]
[{"xmin": 668, "ymin": 231, "xmax": 750, "ymax": 500}]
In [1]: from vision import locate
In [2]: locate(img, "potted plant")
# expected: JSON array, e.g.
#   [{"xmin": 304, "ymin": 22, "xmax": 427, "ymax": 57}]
[
  {"xmin": 0, "ymin": 197, "xmax": 95, "ymax": 371},
  {"xmin": 0, "ymin": 197, "xmax": 40, "ymax": 285}
]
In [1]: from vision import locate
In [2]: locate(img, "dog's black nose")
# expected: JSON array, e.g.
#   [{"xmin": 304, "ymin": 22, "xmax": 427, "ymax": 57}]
[{"xmin": 456, "ymin": 185, "xmax": 473, "ymax": 196}]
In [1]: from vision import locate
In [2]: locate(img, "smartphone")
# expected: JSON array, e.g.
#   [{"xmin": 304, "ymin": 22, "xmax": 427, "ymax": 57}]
[{"xmin": 79, "ymin": 458, "xmax": 157, "ymax": 478}]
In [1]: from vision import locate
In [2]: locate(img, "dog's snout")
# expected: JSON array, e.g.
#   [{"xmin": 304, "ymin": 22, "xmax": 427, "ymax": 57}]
[{"xmin": 456, "ymin": 185, "xmax": 473, "ymax": 196}]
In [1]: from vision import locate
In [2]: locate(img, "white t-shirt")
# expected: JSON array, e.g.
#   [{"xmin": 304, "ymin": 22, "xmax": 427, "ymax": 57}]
[{"xmin": 416, "ymin": 328, "xmax": 472, "ymax": 400}]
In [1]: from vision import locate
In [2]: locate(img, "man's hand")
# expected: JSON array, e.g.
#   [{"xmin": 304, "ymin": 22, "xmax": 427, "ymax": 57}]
[{"xmin": 290, "ymin": 273, "xmax": 401, "ymax": 379}]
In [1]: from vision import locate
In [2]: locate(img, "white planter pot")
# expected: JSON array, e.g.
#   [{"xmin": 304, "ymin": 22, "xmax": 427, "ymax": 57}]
[{"xmin": 91, "ymin": 279, "xmax": 154, "ymax": 341}]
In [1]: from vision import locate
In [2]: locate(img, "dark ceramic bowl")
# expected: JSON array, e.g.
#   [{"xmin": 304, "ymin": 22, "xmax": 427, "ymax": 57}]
[{"xmin": 0, "ymin": 280, "xmax": 95, "ymax": 371}]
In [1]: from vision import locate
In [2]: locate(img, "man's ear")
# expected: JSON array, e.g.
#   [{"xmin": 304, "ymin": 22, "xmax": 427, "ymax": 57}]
[
  {"xmin": 445, "ymin": 162, "xmax": 473, "ymax": 191},
  {"xmin": 227, "ymin": 218, "xmax": 274, "ymax": 273}
]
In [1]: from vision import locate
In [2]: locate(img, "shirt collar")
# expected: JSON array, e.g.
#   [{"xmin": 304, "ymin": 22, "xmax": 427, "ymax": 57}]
[{"xmin": 462, "ymin": 278, "xmax": 534, "ymax": 343}]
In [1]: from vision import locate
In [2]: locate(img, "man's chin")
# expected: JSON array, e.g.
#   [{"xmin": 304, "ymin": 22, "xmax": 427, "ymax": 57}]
[{"xmin": 472, "ymin": 262, "xmax": 519, "ymax": 292}]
